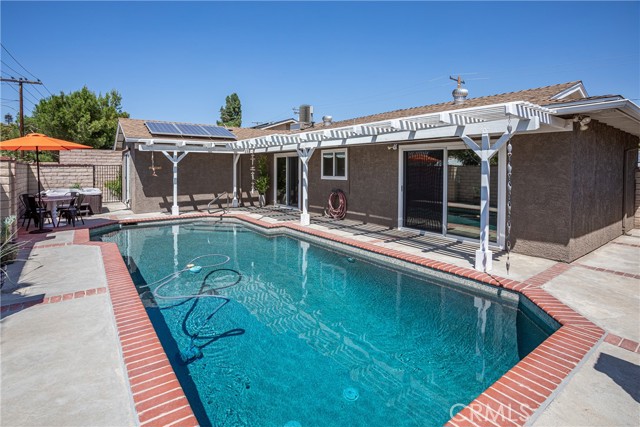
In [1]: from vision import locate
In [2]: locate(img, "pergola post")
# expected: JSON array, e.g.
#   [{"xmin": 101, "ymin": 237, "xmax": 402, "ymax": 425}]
[
  {"xmin": 232, "ymin": 153, "xmax": 241, "ymax": 208},
  {"xmin": 296, "ymin": 147, "xmax": 315, "ymax": 226},
  {"xmin": 461, "ymin": 129, "xmax": 512, "ymax": 272},
  {"xmin": 162, "ymin": 151, "xmax": 188, "ymax": 216}
]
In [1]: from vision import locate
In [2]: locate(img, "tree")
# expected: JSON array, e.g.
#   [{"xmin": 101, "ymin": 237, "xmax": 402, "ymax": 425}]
[
  {"xmin": 31, "ymin": 86, "xmax": 129, "ymax": 149},
  {"xmin": 448, "ymin": 149, "xmax": 498, "ymax": 166},
  {"xmin": 4, "ymin": 113, "xmax": 13, "ymax": 125},
  {"xmin": 217, "ymin": 93, "xmax": 242, "ymax": 127}
]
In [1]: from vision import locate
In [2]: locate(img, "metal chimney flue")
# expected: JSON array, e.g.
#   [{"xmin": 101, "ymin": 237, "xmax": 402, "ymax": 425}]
[
  {"xmin": 450, "ymin": 76, "xmax": 468, "ymax": 104},
  {"xmin": 299, "ymin": 104, "xmax": 314, "ymax": 127}
]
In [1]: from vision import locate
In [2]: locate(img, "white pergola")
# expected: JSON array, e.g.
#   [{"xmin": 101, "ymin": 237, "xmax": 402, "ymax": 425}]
[{"xmin": 131, "ymin": 101, "xmax": 570, "ymax": 271}]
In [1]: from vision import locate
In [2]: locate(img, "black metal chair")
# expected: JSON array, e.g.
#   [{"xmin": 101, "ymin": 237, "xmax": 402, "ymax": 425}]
[
  {"xmin": 22, "ymin": 194, "xmax": 53, "ymax": 231},
  {"xmin": 76, "ymin": 193, "xmax": 91, "ymax": 217},
  {"xmin": 19, "ymin": 194, "xmax": 31, "ymax": 227},
  {"xmin": 57, "ymin": 195, "xmax": 85, "ymax": 227}
]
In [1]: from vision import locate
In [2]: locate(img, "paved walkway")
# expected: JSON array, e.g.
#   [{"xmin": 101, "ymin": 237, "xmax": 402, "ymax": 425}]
[{"xmin": 1, "ymin": 207, "xmax": 638, "ymax": 426}]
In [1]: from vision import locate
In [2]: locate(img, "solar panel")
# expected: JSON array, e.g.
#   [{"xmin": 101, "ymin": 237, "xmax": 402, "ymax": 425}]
[
  {"xmin": 145, "ymin": 122, "xmax": 181, "ymax": 135},
  {"xmin": 200, "ymin": 125, "xmax": 237, "ymax": 139},
  {"xmin": 174, "ymin": 123, "xmax": 210, "ymax": 137},
  {"xmin": 145, "ymin": 121, "xmax": 236, "ymax": 140}
]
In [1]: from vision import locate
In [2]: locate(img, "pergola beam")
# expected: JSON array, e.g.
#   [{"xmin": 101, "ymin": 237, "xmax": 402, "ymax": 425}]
[{"xmin": 247, "ymin": 118, "xmax": 539, "ymax": 153}]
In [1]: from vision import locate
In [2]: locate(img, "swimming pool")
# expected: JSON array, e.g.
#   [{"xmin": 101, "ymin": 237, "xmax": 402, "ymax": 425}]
[{"xmin": 95, "ymin": 220, "xmax": 558, "ymax": 427}]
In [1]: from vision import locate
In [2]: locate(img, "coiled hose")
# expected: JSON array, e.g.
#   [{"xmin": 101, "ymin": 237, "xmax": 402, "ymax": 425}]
[
  {"xmin": 326, "ymin": 189, "xmax": 347, "ymax": 219},
  {"xmin": 149, "ymin": 254, "xmax": 244, "ymax": 363}
]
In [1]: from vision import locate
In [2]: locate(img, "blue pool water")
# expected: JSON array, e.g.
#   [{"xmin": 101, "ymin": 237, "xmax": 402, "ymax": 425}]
[{"xmin": 95, "ymin": 221, "xmax": 558, "ymax": 427}]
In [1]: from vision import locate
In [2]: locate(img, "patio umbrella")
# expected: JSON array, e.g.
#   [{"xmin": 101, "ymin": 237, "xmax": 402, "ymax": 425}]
[{"xmin": 0, "ymin": 133, "xmax": 92, "ymax": 233}]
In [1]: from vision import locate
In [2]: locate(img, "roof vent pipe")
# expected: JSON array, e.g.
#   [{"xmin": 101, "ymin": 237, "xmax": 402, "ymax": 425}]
[{"xmin": 450, "ymin": 75, "xmax": 468, "ymax": 105}]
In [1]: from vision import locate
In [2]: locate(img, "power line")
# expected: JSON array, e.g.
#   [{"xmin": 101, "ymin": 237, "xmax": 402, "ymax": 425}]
[
  {"xmin": 0, "ymin": 60, "xmax": 26, "ymax": 79},
  {"xmin": 1, "ymin": 103, "xmax": 18, "ymax": 112},
  {"xmin": 1, "ymin": 43, "xmax": 53, "ymax": 96},
  {"xmin": 40, "ymin": 83, "xmax": 54, "ymax": 97},
  {"xmin": 0, "ymin": 77, "xmax": 42, "ymax": 135},
  {"xmin": 1, "ymin": 43, "xmax": 40, "ymax": 80},
  {"xmin": 23, "ymin": 85, "xmax": 41, "ymax": 105}
]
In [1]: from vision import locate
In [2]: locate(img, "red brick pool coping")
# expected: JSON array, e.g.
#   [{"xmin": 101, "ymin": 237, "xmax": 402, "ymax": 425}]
[
  {"xmin": 73, "ymin": 229, "xmax": 200, "ymax": 427},
  {"xmin": 69, "ymin": 213, "xmax": 616, "ymax": 427}
]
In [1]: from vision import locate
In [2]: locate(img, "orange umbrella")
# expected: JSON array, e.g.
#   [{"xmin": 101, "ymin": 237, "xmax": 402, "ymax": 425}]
[{"xmin": 0, "ymin": 133, "xmax": 92, "ymax": 233}]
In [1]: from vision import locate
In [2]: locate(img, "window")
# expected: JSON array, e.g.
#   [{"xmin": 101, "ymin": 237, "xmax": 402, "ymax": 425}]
[{"xmin": 321, "ymin": 149, "xmax": 347, "ymax": 180}]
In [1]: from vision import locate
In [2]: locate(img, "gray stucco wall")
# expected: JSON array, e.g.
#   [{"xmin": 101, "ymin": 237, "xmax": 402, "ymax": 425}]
[
  {"xmin": 567, "ymin": 120, "xmax": 638, "ymax": 260},
  {"xmin": 307, "ymin": 145, "xmax": 398, "ymax": 227},
  {"xmin": 128, "ymin": 147, "xmax": 272, "ymax": 213},
  {"xmin": 510, "ymin": 132, "xmax": 574, "ymax": 260},
  {"xmin": 129, "ymin": 147, "xmax": 234, "ymax": 213},
  {"xmin": 511, "ymin": 121, "xmax": 638, "ymax": 262}
]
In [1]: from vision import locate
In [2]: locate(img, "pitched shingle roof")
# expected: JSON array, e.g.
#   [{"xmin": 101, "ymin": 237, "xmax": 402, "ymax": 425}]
[
  {"xmin": 119, "ymin": 81, "xmax": 583, "ymax": 141},
  {"xmin": 294, "ymin": 81, "xmax": 582, "ymax": 132}
]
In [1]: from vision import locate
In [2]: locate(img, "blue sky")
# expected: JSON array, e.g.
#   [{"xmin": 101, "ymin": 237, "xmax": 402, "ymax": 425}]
[{"xmin": 1, "ymin": 1, "xmax": 639, "ymax": 126}]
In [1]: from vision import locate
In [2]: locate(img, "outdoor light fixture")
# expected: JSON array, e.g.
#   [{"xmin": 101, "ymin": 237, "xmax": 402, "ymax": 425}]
[
  {"xmin": 388, "ymin": 144, "xmax": 398, "ymax": 151},
  {"xmin": 573, "ymin": 115, "xmax": 591, "ymax": 131}
]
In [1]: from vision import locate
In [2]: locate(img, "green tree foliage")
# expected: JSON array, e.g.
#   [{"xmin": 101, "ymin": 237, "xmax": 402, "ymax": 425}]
[
  {"xmin": 217, "ymin": 93, "xmax": 242, "ymax": 127},
  {"xmin": 0, "ymin": 119, "xmax": 56, "ymax": 162},
  {"xmin": 448, "ymin": 149, "xmax": 498, "ymax": 166},
  {"xmin": 255, "ymin": 154, "xmax": 270, "ymax": 195},
  {"xmin": 31, "ymin": 86, "xmax": 129, "ymax": 149}
]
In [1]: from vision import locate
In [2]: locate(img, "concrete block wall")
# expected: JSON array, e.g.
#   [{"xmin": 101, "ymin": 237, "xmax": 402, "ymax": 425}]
[
  {"xmin": 59, "ymin": 149, "xmax": 121, "ymax": 165},
  {"xmin": 448, "ymin": 165, "xmax": 499, "ymax": 205},
  {"xmin": 1, "ymin": 158, "xmax": 30, "ymax": 231},
  {"xmin": 28, "ymin": 164, "xmax": 94, "ymax": 191}
]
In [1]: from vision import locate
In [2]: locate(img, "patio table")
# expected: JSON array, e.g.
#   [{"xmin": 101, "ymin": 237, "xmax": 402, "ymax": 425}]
[{"xmin": 40, "ymin": 194, "xmax": 74, "ymax": 226}]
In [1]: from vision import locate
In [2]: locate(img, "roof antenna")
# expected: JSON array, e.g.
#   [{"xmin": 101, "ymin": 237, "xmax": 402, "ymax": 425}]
[{"xmin": 450, "ymin": 75, "xmax": 469, "ymax": 104}]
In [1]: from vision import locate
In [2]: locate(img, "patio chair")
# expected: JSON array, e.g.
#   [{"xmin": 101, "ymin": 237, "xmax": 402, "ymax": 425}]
[
  {"xmin": 57, "ymin": 195, "xmax": 84, "ymax": 227},
  {"xmin": 22, "ymin": 194, "xmax": 53, "ymax": 231},
  {"xmin": 18, "ymin": 194, "xmax": 31, "ymax": 227},
  {"xmin": 57, "ymin": 191, "xmax": 79, "ymax": 210},
  {"xmin": 76, "ymin": 193, "xmax": 92, "ymax": 217}
]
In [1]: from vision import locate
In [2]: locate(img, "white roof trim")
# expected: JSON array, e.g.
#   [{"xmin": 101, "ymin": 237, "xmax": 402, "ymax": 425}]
[
  {"xmin": 552, "ymin": 98, "xmax": 640, "ymax": 137},
  {"xmin": 232, "ymin": 101, "xmax": 567, "ymax": 153},
  {"xmin": 549, "ymin": 82, "xmax": 588, "ymax": 100}
]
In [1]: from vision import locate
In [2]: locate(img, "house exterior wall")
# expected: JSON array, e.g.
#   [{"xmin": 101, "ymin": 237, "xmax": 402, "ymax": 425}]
[
  {"xmin": 301, "ymin": 123, "xmax": 637, "ymax": 262},
  {"xmin": 240, "ymin": 154, "xmax": 271, "ymax": 206},
  {"xmin": 635, "ymin": 168, "xmax": 640, "ymax": 229},
  {"xmin": 128, "ymin": 146, "xmax": 234, "ymax": 213},
  {"xmin": 567, "ymin": 120, "xmax": 638, "ymax": 260},
  {"xmin": 307, "ymin": 145, "xmax": 398, "ymax": 227},
  {"xmin": 510, "ymin": 121, "xmax": 638, "ymax": 262},
  {"xmin": 510, "ymin": 133, "xmax": 574, "ymax": 261}
]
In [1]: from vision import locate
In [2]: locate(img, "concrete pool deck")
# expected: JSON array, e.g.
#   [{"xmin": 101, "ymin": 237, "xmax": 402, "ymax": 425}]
[{"xmin": 1, "ymin": 207, "xmax": 638, "ymax": 426}]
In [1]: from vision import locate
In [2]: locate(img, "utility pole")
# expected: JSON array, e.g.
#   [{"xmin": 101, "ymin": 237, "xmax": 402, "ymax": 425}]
[{"xmin": 1, "ymin": 77, "xmax": 43, "ymax": 136}]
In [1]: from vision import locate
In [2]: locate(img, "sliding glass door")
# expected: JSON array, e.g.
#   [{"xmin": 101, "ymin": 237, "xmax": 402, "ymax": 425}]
[
  {"xmin": 403, "ymin": 150, "xmax": 444, "ymax": 232},
  {"xmin": 447, "ymin": 149, "xmax": 498, "ymax": 241},
  {"xmin": 275, "ymin": 155, "xmax": 300, "ymax": 207},
  {"xmin": 401, "ymin": 146, "xmax": 503, "ymax": 245}
]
